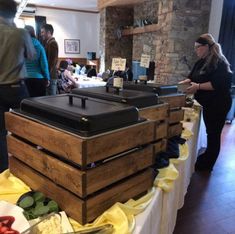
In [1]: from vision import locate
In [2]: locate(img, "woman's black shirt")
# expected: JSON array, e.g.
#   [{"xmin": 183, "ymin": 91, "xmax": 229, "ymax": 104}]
[{"xmin": 188, "ymin": 58, "xmax": 232, "ymax": 108}]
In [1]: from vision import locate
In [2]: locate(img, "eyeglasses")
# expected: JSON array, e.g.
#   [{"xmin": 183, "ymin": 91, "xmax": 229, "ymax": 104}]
[{"xmin": 194, "ymin": 45, "xmax": 204, "ymax": 50}]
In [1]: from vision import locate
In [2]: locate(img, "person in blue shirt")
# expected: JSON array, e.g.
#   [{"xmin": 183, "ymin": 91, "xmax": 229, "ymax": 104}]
[{"xmin": 24, "ymin": 25, "xmax": 50, "ymax": 97}]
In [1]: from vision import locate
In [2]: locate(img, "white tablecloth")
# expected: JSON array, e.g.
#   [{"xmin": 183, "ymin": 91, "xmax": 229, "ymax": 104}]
[
  {"xmin": 133, "ymin": 109, "xmax": 201, "ymax": 234},
  {"xmin": 75, "ymin": 76, "xmax": 106, "ymax": 89},
  {"xmin": 133, "ymin": 188, "xmax": 163, "ymax": 234}
]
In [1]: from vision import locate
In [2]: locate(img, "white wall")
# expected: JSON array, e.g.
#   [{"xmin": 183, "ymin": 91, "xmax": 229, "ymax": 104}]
[
  {"xmin": 36, "ymin": 8, "xmax": 100, "ymax": 58},
  {"xmin": 208, "ymin": 0, "xmax": 224, "ymax": 42}
]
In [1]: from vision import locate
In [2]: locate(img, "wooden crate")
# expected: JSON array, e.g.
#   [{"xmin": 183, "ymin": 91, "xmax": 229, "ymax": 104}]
[
  {"xmin": 153, "ymin": 138, "xmax": 167, "ymax": 155},
  {"xmin": 139, "ymin": 103, "xmax": 169, "ymax": 122},
  {"xmin": 5, "ymin": 112, "xmax": 155, "ymax": 169},
  {"xmin": 168, "ymin": 122, "xmax": 183, "ymax": 138},
  {"xmin": 159, "ymin": 94, "xmax": 186, "ymax": 109},
  {"xmin": 9, "ymin": 156, "xmax": 153, "ymax": 225},
  {"xmin": 169, "ymin": 109, "xmax": 184, "ymax": 124},
  {"xmin": 139, "ymin": 103, "xmax": 169, "ymax": 142},
  {"xmin": 155, "ymin": 121, "xmax": 168, "ymax": 140},
  {"xmin": 159, "ymin": 94, "xmax": 185, "ymax": 138},
  {"xmin": 8, "ymin": 135, "xmax": 154, "ymax": 198}
]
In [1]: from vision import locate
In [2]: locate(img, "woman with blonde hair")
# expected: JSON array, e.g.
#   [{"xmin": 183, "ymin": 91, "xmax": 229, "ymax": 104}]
[{"xmin": 180, "ymin": 33, "xmax": 232, "ymax": 171}]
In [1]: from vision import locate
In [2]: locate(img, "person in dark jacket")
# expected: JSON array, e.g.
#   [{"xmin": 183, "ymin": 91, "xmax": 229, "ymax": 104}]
[
  {"xmin": 179, "ymin": 33, "xmax": 232, "ymax": 172},
  {"xmin": 41, "ymin": 24, "xmax": 58, "ymax": 95},
  {"xmin": 24, "ymin": 25, "xmax": 50, "ymax": 97},
  {"xmin": 0, "ymin": 0, "xmax": 35, "ymax": 172}
]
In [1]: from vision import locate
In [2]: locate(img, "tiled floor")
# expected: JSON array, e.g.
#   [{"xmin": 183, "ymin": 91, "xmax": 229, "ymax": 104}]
[{"xmin": 174, "ymin": 120, "xmax": 235, "ymax": 234}]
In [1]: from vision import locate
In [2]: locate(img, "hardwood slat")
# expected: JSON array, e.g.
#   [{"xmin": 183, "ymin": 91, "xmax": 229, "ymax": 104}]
[
  {"xmin": 86, "ymin": 145, "xmax": 154, "ymax": 194},
  {"xmin": 169, "ymin": 109, "xmax": 184, "ymax": 124},
  {"xmin": 168, "ymin": 123, "xmax": 183, "ymax": 138},
  {"xmin": 86, "ymin": 169, "xmax": 153, "ymax": 221},
  {"xmin": 7, "ymin": 135, "xmax": 85, "ymax": 197},
  {"xmin": 159, "ymin": 94, "xmax": 186, "ymax": 109},
  {"xmin": 5, "ymin": 112, "xmax": 83, "ymax": 165},
  {"xmin": 139, "ymin": 103, "xmax": 169, "ymax": 122},
  {"xmin": 9, "ymin": 157, "xmax": 85, "ymax": 224},
  {"xmin": 85, "ymin": 121, "xmax": 155, "ymax": 164},
  {"xmin": 155, "ymin": 121, "xmax": 168, "ymax": 140},
  {"xmin": 153, "ymin": 139, "xmax": 167, "ymax": 155}
]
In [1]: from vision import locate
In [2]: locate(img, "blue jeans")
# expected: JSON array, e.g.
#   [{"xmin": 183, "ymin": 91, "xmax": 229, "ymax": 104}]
[
  {"xmin": 47, "ymin": 79, "xmax": 58, "ymax": 95},
  {"xmin": 0, "ymin": 82, "xmax": 29, "ymax": 172}
]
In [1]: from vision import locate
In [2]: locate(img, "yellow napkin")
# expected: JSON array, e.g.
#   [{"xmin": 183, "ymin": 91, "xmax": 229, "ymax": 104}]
[
  {"xmin": 181, "ymin": 128, "xmax": 193, "ymax": 140},
  {"xmin": 70, "ymin": 188, "xmax": 156, "ymax": 234},
  {"xmin": 183, "ymin": 107, "xmax": 199, "ymax": 122},
  {"xmin": 154, "ymin": 163, "xmax": 179, "ymax": 192},
  {"xmin": 170, "ymin": 143, "xmax": 189, "ymax": 164},
  {"xmin": 0, "ymin": 169, "xmax": 31, "ymax": 204}
]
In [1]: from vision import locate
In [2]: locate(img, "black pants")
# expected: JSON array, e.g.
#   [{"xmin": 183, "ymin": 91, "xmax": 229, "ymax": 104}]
[
  {"xmin": 0, "ymin": 82, "xmax": 29, "ymax": 173},
  {"xmin": 25, "ymin": 78, "xmax": 47, "ymax": 97},
  {"xmin": 199, "ymin": 98, "xmax": 232, "ymax": 169}
]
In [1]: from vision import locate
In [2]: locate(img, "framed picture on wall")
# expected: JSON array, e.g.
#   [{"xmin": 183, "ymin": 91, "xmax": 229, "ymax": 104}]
[{"xmin": 64, "ymin": 39, "xmax": 80, "ymax": 54}]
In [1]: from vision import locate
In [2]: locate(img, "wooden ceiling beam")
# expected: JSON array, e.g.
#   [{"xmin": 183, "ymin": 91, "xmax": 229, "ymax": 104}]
[{"xmin": 98, "ymin": 0, "xmax": 143, "ymax": 9}]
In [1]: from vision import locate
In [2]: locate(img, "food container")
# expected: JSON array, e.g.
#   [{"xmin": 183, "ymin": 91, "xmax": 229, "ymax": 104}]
[
  {"xmin": 72, "ymin": 86, "xmax": 158, "ymax": 108},
  {"xmin": 19, "ymin": 94, "xmax": 140, "ymax": 136}
]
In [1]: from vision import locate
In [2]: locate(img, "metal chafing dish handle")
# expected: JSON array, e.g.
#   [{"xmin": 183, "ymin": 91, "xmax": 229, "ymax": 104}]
[{"xmin": 68, "ymin": 94, "xmax": 88, "ymax": 108}]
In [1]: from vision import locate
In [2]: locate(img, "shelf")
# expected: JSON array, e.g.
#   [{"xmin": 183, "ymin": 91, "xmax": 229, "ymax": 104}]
[{"xmin": 122, "ymin": 24, "xmax": 160, "ymax": 36}]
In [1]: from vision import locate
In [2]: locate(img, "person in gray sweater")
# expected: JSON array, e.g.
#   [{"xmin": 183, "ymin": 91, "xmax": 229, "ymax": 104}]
[{"xmin": 0, "ymin": 0, "xmax": 35, "ymax": 172}]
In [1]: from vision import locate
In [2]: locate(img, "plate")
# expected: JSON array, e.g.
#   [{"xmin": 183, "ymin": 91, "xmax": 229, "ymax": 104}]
[{"xmin": 0, "ymin": 200, "xmax": 30, "ymax": 233}]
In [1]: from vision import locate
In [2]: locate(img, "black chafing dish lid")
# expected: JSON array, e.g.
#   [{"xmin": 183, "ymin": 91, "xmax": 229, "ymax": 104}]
[
  {"xmin": 72, "ymin": 86, "xmax": 158, "ymax": 108},
  {"xmin": 19, "ymin": 94, "xmax": 141, "ymax": 136},
  {"xmin": 123, "ymin": 81, "xmax": 178, "ymax": 96}
]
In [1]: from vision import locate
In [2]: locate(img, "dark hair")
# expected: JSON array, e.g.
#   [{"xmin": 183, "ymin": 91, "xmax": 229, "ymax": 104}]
[
  {"xmin": 59, "ymin": 60, "xmax": 68, "ymax": 70},
  {"xmin": 197, "ymin": 33, "xmax": 231, "ymax": 73},
  {"xmin": 0, "ymin": 0, "xmax": 17, "ymax": 19},
  {"xmin": 41, "ymin": 24, "xmax": 54, "ymax": 35},
  {"xmin": 25, "ymin": 25, "xmax": 36, "ymax": 38}
]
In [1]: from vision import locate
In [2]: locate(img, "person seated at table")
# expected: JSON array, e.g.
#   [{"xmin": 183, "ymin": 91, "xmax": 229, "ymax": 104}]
[
  {"xmin": 86, "ymin": 65, "xmax": 97, "ymax": 78},
  {"xmin": 80, "ymin": 64, "xmax": 86, "ymax": 75},
  {"xmin": 57, "ymin": 60, "xmax": 77, "ymax": 93},
  {"xmin": 101, "ymin": 69, "xmax": 112, "ymax": 81},
  {"xmin": 125, "ymin": 63, "xmax": 133, "ymax": 81},
  {"xmin": 113, "ymin": 70, "xmax": 127, "ymax": 80}
]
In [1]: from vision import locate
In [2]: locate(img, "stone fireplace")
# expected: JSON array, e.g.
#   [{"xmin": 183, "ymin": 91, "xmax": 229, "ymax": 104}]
[{"xmin": 99, "ymin": 0, "xmax": 212, "ymax": 84}]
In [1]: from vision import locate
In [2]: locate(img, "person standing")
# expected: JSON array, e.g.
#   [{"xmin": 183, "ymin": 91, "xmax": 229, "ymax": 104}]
[
  {"xmin": 24, "ymin": 25, "xmax": 50, "ymax": 97},
  {"xmin": 40, "ymin": 24, "xmax": 58, "ymax": 95},
  {"xmin": 0, "ymin": 0, "xmax": 35, "ymax": 173},
  {"xmin": 179, "ymin": 33, "xmax": 232, "ymax": 172}
]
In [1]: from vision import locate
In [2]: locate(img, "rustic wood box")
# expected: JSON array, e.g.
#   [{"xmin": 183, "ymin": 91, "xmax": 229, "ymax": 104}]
[
  {"xmin": 6, "ymin": 112, "xmax": 155, "ymax": 224},
  {"xmin": 159, "ymin": 94, "xmax": 186, "ymax": 109},
  {"xmin": 8, "ymin": 134, "xmax": 154, "ymax": 198},
  {"xmin": 139, "ymin": 103, "xmax": 169, "ymax": 141},
  {"xmin": 9, "ymin": 156, "xmax": 153, "ymax": 225},
  {"xmin": 169, "ymin": 109, "xmax": 184, "ymax": 124},
  {"xmin": 159, "ymin": 94, "xmax": 185, "ymax": 138},
  {"xmin": 5, "ymin": 112, "xmax": 155, "ymax": 169}
]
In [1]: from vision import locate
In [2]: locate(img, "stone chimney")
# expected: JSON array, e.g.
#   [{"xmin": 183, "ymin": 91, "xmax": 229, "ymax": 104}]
[{"xmin": 100, "ymin": 0, "xmax": 212, "ymax": 84}]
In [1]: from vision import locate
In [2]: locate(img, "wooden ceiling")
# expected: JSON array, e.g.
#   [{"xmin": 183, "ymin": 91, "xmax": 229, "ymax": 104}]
[{"xmin": 98, "ymin": 0, "xmax": 143, "ymax": 9}]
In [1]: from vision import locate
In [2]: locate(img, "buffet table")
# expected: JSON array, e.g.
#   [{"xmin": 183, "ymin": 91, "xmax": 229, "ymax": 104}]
[
  {"xmin": 0, "ymin": 107, "xmax": 201, "ymax": 234},
  {"xmin": 133, "ymin": 107, "xmax": 201, "ymax": 234}
]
